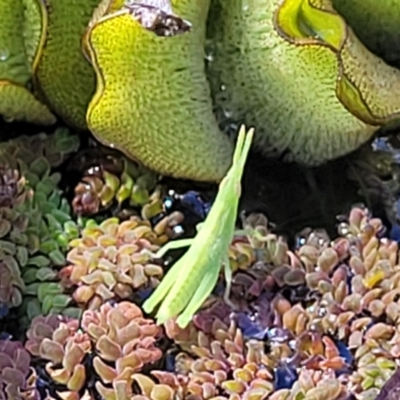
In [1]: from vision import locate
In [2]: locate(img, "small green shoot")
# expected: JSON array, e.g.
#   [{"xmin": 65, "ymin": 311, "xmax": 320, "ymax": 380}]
[{"xmin": 143, "ymin": 125, "xmax": 254, "ymax": 328}]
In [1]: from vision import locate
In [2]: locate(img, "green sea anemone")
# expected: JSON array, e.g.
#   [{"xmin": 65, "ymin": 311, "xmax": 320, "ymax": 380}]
[{"xmin": 3, "ymin": 0, "xmax": 400, "ymax": 181}]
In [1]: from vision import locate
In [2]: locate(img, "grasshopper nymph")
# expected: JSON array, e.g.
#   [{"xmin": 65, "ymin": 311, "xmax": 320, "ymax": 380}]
[{"xmin": 143, "ymin": 126, "xmax": 254, "ymax": 328}]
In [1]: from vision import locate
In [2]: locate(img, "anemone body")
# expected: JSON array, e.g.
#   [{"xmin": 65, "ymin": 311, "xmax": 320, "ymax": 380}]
[
  {"xmin": 0, "ymin": 0, "xmax": 55, "ymax": 125},
  {"xmin": 331, "ymin": 0, "xmax": 400, "ymax": 65},
  {"xmin": 34, "ymin": 0, "xmax": 99, "ymax": 129},
  {"xmin": 208, "ymin": 0, "xmax": 400, "ymax": 165},
  {"xmin": 3, "ymin": 0, "xmax": 400, "ymax": 179},
  {"xmin": 85, "ymin": 0, "xmax": 233, "ymax": 182}
]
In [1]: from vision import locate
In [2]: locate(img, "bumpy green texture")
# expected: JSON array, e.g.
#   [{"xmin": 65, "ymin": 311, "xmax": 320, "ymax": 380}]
[
  {"xmin": 208, "ymin": 0, "xmax": 400, "ymax": 165},
  {"xmin": 0, "ymin": 0, "xmax": 55, "ymax": 125},
  {"xmin": 34, "ymin": 0, "xmax": 99, "ymax": 128},
  {"xmin": 0, "ymin": 0, "xmax": 31, "ymax": 84},
  {"xmin": 4, "ymin": 0, "xmax": 400, "ymax": 180},
  {"xmin": 22, "ymin": 0, "xmax": 43, "ymax": 66},
  {"xmin": 331, "ymin": 0, "xmax": 400, "ymax": 65},
  {"xmin": 85, "ymin": 0, "xmax": 234, "ymax": 182},
  {"xmin": 0, "ymin": 82, "xmax": 55, "ymax": 125}
]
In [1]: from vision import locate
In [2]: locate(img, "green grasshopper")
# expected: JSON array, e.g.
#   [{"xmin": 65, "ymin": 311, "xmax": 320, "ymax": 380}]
[{"xmin": 143, "ymin": 126, "xmax": 254, "ymax": 328}]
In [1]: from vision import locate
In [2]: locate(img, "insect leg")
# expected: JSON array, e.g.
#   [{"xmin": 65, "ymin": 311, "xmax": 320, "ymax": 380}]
[
  {"xmin": 176, "ymin": 261, "xmax": 221, "ymax": 328},
  {"xmin": 223, "ymin": 254, "xmax": 237, "ymax": 309},
  {"xmin": 143, "ymin": 257, "xmax": 185, "ymax": 315},
  {"xmin": 233, "ymin": 229, "xmax": 247, "ymax": 236},
  {"xmin": 156, "ymin": 238, "xmax": 195, "ymax": 258}
]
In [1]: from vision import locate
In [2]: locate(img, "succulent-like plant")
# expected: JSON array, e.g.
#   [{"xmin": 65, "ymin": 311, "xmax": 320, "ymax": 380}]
[
  {"xmin": 82, "ymin": 301, "xmax": 163, "ymax": 399},
  {"xmin": 170, "ymin": 207, "xmax": 400, "ymax": 399},
  {"xmin": 25, "ymin": 314, "xmax": 78, "ymax": 358},
  {"xmin": 13, "ymin": 203, "xmax": 400, "ymax": 399},
  {"xmin": 0, "ymin": 339, "xmax": 39, "ymax": 400},
  {"xmin": 0, "ymin": 254, "xmax": 25, "ymax": 313},
  {"xmin": 269, "ymin": 369, "xmax": 350, "ymax": 400},
  {"xmin": 34, "ymin": 320, "xmax": 91, "ymax": 397},
  {"xmin": 25, "ymin": 302, "xmax": 163, "ymax": 400},
  {"xmin": 376, "ymin": 368, "xmax": 400, "ymax": 400},
  {"xmin": 0, "ymin": 163, "xmax": 25, "ymax": 208},
  {"xmin": 129, "ymin": 323, "xmax": 276, "ymax": 399},
  {"xmin": 0, "ymin": 129, "xmax": 80, "ymax": 322},
  {"xmin": 69, "ymin": 147, "xmax": 160, "ymax": 218},
  {"xmin": 129, "ymin": 321, "xmax": 358, "ymax": 400},
  {"xmin": 60, "ymin": 215, "xmax": 182, "ymax": 310}
]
